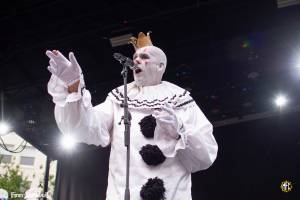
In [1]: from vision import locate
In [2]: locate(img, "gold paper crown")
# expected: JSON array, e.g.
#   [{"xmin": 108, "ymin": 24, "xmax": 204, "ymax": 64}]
[{"xmin": 129, "ymin": 31, "xmax": 153, "ymax": 50}]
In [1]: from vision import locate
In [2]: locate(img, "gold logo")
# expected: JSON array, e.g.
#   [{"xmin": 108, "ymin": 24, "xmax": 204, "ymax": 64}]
[{"xmin": 280, "ymin": 180, "xmax": 293, "ymax": 193}]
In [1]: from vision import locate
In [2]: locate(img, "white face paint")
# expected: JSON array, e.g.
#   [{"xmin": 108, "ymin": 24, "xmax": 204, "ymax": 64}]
[{"xmin": 133, "ymin": 46, "xmax": 167, "ymax": 87}]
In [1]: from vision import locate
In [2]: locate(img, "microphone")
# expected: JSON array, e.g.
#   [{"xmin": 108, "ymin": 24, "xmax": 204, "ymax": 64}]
[{"xmin": 113, "ymin": 53, "xmax": 136, "ymax": 69}]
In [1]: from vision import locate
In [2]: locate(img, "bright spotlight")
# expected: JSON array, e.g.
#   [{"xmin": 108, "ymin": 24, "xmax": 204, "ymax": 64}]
[
  {"xmin": 274, "ymin": 94, "xmax": 288, "ymax": 107},
  {"xmin": 60, "ymin": 134, "xmax": 76, "ymax": 150},
  {"xmin": 0, "ymin": 121, "xmax": 10, "ymax": 135}
]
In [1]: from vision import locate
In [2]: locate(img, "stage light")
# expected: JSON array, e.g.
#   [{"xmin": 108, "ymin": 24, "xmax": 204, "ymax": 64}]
[
  {"xmin": 274, "ymin": 94, "xmax": 288, "ymax": 107},
  {"xmin": 0, "ymin": 121, "xmax": 10, "ymax": 135},
  {"xmin": 277, "ymin": 0, "xmax": 300, "ymax": 8},
  {"xmin": 60, "ymin": 134, "xmax": 76, "ymax": 150},
  {"xmin": 110, "ymin": 33, "xmax": 133, "ymax": 47}
]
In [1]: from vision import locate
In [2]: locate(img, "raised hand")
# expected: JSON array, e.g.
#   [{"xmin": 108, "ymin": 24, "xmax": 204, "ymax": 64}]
[
  {"xmin": 46, "ymin": 50, "xmax": 82, "ymax": 86},
  {"xmin": 153, "ymin": 103, "xmax": 182, "ymax": 139}
]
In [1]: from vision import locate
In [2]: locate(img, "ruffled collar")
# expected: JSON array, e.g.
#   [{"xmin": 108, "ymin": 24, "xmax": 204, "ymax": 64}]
[{"xmin": 108, "ymin": 81, "xmax": 194, "ymax": 110}]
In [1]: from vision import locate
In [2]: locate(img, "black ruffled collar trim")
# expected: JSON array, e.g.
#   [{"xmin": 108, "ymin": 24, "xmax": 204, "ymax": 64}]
[{"xmin": 109, "ymin": 87, "xmax": 194, "ymax": 109}]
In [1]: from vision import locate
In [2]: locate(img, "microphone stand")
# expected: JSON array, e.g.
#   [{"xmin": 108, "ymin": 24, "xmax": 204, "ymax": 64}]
[{"xmin": 116, "ymin": 56, "xmax": 132, "ymax": 200}]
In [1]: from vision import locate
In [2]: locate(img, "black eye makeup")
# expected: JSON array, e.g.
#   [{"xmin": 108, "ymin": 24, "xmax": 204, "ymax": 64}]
[
  {"xmin": 133, "ymin": 53, "xmax": 150, "ymax": 60},
  {"xmin": 140, "ymin": 53, "xmax": 150, "ymax": 59}
]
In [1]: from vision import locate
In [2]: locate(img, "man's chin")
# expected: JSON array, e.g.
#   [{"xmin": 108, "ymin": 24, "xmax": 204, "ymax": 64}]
[{"xmin": 134, "ymin": 79, "xmax": 144, "ymax": 87}]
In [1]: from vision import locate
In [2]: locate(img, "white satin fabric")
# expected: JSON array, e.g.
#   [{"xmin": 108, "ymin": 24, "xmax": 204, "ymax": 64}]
[{"xmin": 48, "ymin": 75, "xmax": 218, "ymax": 200}]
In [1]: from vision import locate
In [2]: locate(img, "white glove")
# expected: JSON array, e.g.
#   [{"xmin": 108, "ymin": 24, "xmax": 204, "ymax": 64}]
[
  {"xmin": 46, "ymin": 50, "xmax": 82, "ymax": 86},
  {"xmin": 153, "ymin": 103, "xmax": 182, "ymax": 140}
]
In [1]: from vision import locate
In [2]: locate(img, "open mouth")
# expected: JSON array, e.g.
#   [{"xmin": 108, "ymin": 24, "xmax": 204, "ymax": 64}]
[{"xmin": 135, "ymin": 68, "xmax": 142, "ymax": 74}]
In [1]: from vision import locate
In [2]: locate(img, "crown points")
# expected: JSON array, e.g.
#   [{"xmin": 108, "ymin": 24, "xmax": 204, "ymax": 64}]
[{"xmin": 129, "ymin": 31, "xmax": 153, "ymax": 50}]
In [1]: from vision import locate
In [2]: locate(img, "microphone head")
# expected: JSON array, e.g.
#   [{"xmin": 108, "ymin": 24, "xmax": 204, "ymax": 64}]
[
  {"xmin": 113, "ymin": 52, "xmax": 135, "ymax": 69},
  {"xmin": 126, "ymin": 59, "xmax": 134, "ymax": 68}
]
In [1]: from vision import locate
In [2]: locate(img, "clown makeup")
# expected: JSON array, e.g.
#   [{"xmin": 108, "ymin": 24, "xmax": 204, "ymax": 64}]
[{"xmin": 133, "ymin": 46, "xmax": 167, "ymax": 87}]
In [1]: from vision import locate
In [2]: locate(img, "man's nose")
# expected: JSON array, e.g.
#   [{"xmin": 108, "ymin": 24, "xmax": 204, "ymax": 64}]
[{"xmin": 134, "ymin": 58, "xmax": 141, "ymax": 65}]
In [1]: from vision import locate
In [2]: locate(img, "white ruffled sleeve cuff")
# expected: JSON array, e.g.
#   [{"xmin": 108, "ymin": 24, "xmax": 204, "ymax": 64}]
[{"xmin": 47, "ymin": 74, "xmax": 91, "ymax": 108}]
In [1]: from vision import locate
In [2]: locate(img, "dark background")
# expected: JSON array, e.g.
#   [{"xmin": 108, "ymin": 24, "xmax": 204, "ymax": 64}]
[{"xmin": 1, "ymin": 0, "xmax": 299, "ymax": 199}]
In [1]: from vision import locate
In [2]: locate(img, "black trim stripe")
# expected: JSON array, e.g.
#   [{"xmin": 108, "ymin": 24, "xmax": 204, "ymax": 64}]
[
  {"xmin": 176, "ymin": 99, "xmax": 194, "ymax": 108},
  {"xmin": 109, "ymin": 87, "xmax": 194, "ymax": 108},
  {"xmin": 112, "ymin": 88, "xmax": 188, "ymax": 103}
]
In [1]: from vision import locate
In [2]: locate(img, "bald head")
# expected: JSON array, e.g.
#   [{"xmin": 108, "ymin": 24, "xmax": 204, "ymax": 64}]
[
  {"xmin": 132, "ymin": 46, "xmax": 168, "ymax": 87},
  {"xmin": 134, "ymin": 46, "xmax": 167, "ymax": 68}
]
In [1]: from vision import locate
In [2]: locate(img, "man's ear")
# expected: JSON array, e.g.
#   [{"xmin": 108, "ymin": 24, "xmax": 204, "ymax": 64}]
[{"xmin": 158, "ymin": 63, "xmax": 165, "ymax": 71}]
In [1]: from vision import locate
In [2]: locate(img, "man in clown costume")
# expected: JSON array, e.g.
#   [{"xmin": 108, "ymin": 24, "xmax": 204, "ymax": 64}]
[{"xmin": 46, "ymin": 32, "xmax": 218, "ymax": 200}]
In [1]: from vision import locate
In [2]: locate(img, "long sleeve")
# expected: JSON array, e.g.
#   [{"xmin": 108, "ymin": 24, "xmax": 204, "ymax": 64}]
[
  {"xmin": 154, "ymin": 102, "xmax": 218, "ymax": 173},
  {"xmin": 48, "ymin": 74, "xmax": 113, "ymax": 147}
]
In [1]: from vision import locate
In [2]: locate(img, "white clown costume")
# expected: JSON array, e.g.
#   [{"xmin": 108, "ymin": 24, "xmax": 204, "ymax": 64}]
[{"xmin": 47, "ymin": 32, "xmax": 218, "ymax": 200}]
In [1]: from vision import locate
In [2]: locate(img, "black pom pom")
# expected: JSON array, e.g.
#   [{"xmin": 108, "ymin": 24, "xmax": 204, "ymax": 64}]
[
  {"xmin": 139, "ymin": 115, "xmax": 156, "ymax": 138},
  {"xmin": 140, "ymin": 177, "xmax": 166, "ymax": 200},
  {"xmin": 139, "ymin": 144, "xmax": 166, "ymax": 166}
]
